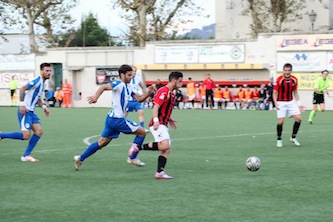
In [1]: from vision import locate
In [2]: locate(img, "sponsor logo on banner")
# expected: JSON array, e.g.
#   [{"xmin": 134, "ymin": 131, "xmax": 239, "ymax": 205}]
[
  {"xmin": 277, "ymin": 52, "xmax": 326, "ymax": 72},
  {"xmin": 277, "ymin": 34, "xmax": 333, "ymax": 51}
]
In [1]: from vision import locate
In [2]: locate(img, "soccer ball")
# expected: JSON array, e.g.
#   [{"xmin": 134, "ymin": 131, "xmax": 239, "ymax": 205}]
[{"xmin": 246, "ymin": 156, "xmax": 261, "ymax": 172}]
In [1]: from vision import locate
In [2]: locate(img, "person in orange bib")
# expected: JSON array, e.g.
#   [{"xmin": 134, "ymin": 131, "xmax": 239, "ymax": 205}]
[
  {"xmin": 222, "ymin": 86, "xmax": 232, "ymax": 109},
  {"xmin": 62, "ymin": 79, "xmax": 72, "ymax": 108}
]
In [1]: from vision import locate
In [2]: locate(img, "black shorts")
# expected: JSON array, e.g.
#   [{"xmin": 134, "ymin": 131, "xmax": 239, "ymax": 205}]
[
  {"xmin": 312, "ymin": 93, "xmax": 324, "ymax": 104},
  {"xmin": 10, "ymin": 89, "xmax": 15, "ymax": 97}
]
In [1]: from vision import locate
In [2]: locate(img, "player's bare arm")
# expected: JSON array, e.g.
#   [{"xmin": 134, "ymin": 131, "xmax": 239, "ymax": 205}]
[
  {"xmin": 273, "ymin": 90, "xmax": 279, "ymax": 110},
  {"xmin": 133, "ymin": 85, "xmax": 156, "ymax": 102}
]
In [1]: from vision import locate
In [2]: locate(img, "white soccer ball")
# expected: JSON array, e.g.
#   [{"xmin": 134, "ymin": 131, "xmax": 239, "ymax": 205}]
[{"xmin": 246, "ymin": 156, "xmax": 261, "ymax": 172}]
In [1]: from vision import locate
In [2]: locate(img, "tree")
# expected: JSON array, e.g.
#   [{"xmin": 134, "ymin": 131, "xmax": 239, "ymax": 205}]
[
  {"xmin": 59, "ymin": 12, "xmax": 112, "ymax": 47},
  {"xmin": 0, "ymin": 0, "xmax": 78, "ymax": 53},
  {"xmin": 111, "ymin": 0, "xmax": 205, "ymax": 46},
  {"xmin": 240, "ymin": 0, "xmax": 325, "ymax": 38}
]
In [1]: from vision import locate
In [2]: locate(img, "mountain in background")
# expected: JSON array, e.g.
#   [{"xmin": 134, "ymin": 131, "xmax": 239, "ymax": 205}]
[{"xmin": 183, "ymin": 23, "xmax": 215, "ymax": 39}]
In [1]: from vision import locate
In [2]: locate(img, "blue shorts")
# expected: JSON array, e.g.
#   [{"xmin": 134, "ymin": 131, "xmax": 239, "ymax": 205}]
[
  {"xmin": 127, "ymin": 101, "xmax": 143, "ymax": 112},
  {"xmin": 17, "ymin": 109, "xmax": 41, "ymax": 131},
  {"xmin": 101, "ymin": 116, "xmax": 140, "ymax": 139}
]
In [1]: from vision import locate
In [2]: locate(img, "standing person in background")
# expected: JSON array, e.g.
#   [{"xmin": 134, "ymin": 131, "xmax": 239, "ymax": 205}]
[
  {"xmin": 62, "ymin": 79, "xmax": 72, "ymax": 108},
  {"xmin": 203, "ymin": 74, "xmax": 215, "ymax": 109},
  {"xmin": 273, "ymin": 63, "xmax": 303, "ymax": 148},
  {"xmin": 44, "ymin": 89, "xmax": 55, "ymax": 107},
  {"xmin": 129, "ymin": 71, "xmax": 184, "ymax": 179},
  {"xmin": 0, "ymin": 63, "xmax": 51, "ymax": 162},
  {"xmin": 9, "ymin": 75, "xmax": 19, "ymax": 106},
  {"xmin": 126, "ymin": 66, "xmax": 148, "ymax": 166},
  {"xmin": 156, "ymin": 79, "xmax": 164, "ymax": 90},
  {"xmin": 198, "ymin": 81, "xmax": 206, "ymax": 109},
  {"xmin": 308, "ymin": 70, "xmax": 330, "ymax": 124},
  {"xmin": 186, "ymin": 77, "xmax": 196, "ymax": 109},
  {"xmin": 54, "ymin": 87, "xmax": 63, "ymax": 108},
  {"xmin": 266, "ymin": 77, "xmax": 275, "ymax": 110}
]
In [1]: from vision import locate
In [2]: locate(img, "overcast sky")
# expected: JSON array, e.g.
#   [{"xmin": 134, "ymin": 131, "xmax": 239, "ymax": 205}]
[{"xmin": 70, "ymin": 0, "xmax": 215, "ymax": 35}]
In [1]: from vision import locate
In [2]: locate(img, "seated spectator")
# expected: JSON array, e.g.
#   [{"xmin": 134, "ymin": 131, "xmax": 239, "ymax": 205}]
[
  {"xmin": 222, "ymin": 86, "xmax": 232, "ymax": 109},
  {"xmin": 54, "ymin": 87, "xmax": 63, "ymax": 108},
  {"xmin": 44, "ymin": 89, "xmax": 55, "ymax": 107},
  {"xmin": 258, "ymin": 83, "xmax": 268, "ymax": 110},
  {"xmin": 213, "ymin": 85, "xmax": 223, "ymax": 109},
  {"xmin": 174, "ymin": 89, "xmax": 184, "ymax": 109},
  {"xmin": 252, "ymin": 86, "xmax": 260, "ymax": 109},
  {"xmin": 244, "ymin": 86, "xmax": 254, "ymax": 109},
  {"xmin": 234, "ymin": 86, "xmax": 246, "ymax": 109}
]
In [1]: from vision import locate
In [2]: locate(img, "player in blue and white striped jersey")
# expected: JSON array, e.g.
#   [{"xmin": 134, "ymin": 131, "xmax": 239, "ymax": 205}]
[
  {"xmin": 73, "ymin": 64, "xmax": 155, "ymax": 171},
  {"xmin": 0, "ymin": 63, "xmax": 51, "ymax": 162},
  {"xmin": 125, "ymin": 66, "xmax": 149, "ymax": 166}
]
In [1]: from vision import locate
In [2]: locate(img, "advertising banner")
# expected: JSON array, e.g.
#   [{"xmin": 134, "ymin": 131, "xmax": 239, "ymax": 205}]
[
  {"xmin": 276, "ymin": 34, "xmax": 333, "ymax": 51},
  {"xmin": 277, "ymin": 52, "xmax": 326, "ymax": 72},
  {"xmin": 154, "ymin": 44, "xmax": 245, "ymax": 64},
  {"xmin": 0, "ymin": 54, "xmax": 35, "ymax": 70},
  {"xmin": 95, "ymin": 67, "xmax": 120, "ymax": 85},
  {"xmin": 0, "ymin": 72, "xmax": 34, "ymax": 89}
]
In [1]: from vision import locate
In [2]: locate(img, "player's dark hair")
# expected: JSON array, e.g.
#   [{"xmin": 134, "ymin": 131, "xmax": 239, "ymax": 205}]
[
  {"xmin": 118, "ymin": 64, "xmax": 132, "ymax": 77},
  {"xmin": 322, "ymin": 69, "xmax": 329, "ymax": 74},
  {"xmin": 40, "ymin": 63, "xmax": 51, "ymax": 70},
  {"xmin": 169, "ymin": 71, "xmax": 183, "ymax": 82},
  {"xmin": 283, "ymin": 63, "xmax": 293, "ymax": 70}
]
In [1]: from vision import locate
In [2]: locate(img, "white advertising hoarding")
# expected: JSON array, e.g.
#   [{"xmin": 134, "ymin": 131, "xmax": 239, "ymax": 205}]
[
  {"xmin": 198, "ymin": 45, "xmax": 244, "ymax": 63},
  {"xmin": 277, "ymin": 52, "xmax": 326, "ymax": 72},
  {"xmin": 0, "ymin": 54, "xmax": 35, "ymax": 70},
  {"xmin": 154, "ymin": 44, "xmax": 245, "ymax": 64}
]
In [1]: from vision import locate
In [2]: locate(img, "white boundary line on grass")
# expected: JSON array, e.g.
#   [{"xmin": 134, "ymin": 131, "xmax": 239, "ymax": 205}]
[{"xmin": 1, "ymin": 130, "xmax": 323, "ymax": 156}]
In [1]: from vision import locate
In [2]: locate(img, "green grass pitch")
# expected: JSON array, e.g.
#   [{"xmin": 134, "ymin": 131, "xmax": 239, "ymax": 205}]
[{"xmin": 1, "ymin": 107, "xmax": 332, "ymax": 222}]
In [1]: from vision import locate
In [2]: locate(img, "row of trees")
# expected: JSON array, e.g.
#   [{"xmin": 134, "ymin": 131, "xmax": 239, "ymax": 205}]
[{"xmin": 0, "ymin": 0, "xmax": 326, "ymax": 53}]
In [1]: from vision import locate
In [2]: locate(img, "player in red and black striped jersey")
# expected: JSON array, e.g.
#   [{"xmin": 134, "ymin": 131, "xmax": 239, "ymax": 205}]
[
  {"xmin": 134, "ymin": 71, "xmax": 184, "ymax": 179},
  {"xmin": 273, "ymin": 63, "xmax": 304, "ymax": 148}
]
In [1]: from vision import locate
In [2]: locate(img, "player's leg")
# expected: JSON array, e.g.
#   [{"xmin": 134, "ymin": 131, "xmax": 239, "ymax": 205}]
[
  {"xmin": 289, "ymin": 102, "xmax": 302, "ymax": 146},
  {"xmin": 21, "ymin": 120, "xmax": 43, "ymax": 162},
  {"xmin": 276, "ymin": 102, "xmax": 287, "ymax": 147},
  {"xmin": 74, "ymin": 116, "xmax": 115, "ymax": 170},
  {"xmin": 308, "ymin": 94, "xmax": 318, "ymax": 124}
]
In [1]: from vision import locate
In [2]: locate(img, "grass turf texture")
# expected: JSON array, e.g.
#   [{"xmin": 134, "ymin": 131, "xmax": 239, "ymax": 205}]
[{"xmin": 1, "ymin": 107, "xmax": 332, "ymax": 222}]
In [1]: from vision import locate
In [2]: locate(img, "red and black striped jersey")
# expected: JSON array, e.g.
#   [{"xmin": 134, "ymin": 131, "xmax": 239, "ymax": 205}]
[
  {"xmin": 273, "ymin": 75, "xmax": 298, "ymax": 102},
  {"xmin": 149, "ymin": 86, "xmax": 175, "ymax": 127}
]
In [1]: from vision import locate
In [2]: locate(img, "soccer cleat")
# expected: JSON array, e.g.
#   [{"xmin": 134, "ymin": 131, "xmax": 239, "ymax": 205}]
[
  {"xmin": 154, "ymin": 171, "xmax": 173, "ymax": 179},
  {"xmin": 128, "ymin": 144, "xmax": 139, "ymax": 157},
  {"xmin": 127, "ymin": 157, "xmax": 145, "ymax": 167},
  {"xmin": 276, "ymin": 140, "xmax": 283, "ymax": 148},
  {"xmin": 145, "ymin": 128, "xmax": 150, "ymax": 133},
  {"xmin": 74, "ymin": 155, "xmax": 82, "ymax": 170},
  {"xmin": 21, "ymin": 155, "xmax": 39, "ymax": 162},
  {"xmin": 290, "ymin": 137, "xmax": 301, "ymax": 146}
]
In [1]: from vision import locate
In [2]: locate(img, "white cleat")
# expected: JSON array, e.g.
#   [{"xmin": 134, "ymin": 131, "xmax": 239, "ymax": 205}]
[
  {"xmin": 276, "ymin": 140, "xmax": 283, "ymax": 148},
  {"xmin": 74, "ymin": 155, "xmax": 82, "ymax": 170},
  {"xmin": 127, "ymin": 157, "xmax": 145, "ymax": 167},
  {"xmin": 21, "ymin": 155, "xmax": 39, "ymax": 162},
  {"xmin": 290, "ymin": 137, "xmax": 301, "ymax": 146}
]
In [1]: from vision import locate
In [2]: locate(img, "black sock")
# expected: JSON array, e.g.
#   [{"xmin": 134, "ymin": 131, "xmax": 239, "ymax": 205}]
[
  {"xmin": 140, "ymin": 142, "xmax": 159, "ymax": 151},
  {"xmin": 292, "ymin": 121, "xmax": 301, "ymax": 138},
  {"xmin": 157, "ymin": 155, "xmax": 167, "ymax": 173},
  {"xmin": 277, "ymin": 124, "xmax": 283, "ymax": 140}
]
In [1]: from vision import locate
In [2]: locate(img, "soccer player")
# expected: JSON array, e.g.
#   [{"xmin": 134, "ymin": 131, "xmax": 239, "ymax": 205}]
[
  {"xmin": 125, "ymin": 65, "xmax": 148, "ymax": 166},
  {"xmin": 273, "ymin": 63, "xmax": 304, "ymax": 148},
  {"xmin": 0, "ymin": 63, "xmax": 51, "ymax": 162},
  {"xmin": 128, "ymin": 71, "xmax": 183, "ymax": 179},
  {"xmin": 308, "ymin": 70, "xmax": 330, "ymax": 124},
  {"xmin": 73, "ymin": 64, "xmax": 155, "ymax": 170},
  {"xmin": 202, "ymin": 74, "xmax": 215, "ymax": 109}
]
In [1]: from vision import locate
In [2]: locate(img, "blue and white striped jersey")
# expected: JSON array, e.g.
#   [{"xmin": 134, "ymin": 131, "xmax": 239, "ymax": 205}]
[
  {"xmin": 23, "ymin": 76, "xmax": 45, "ymax": 111},
  {"xmin": 128, "ymin": 71, "xmax": 143, "ymax": 101},
  {"xmin": 108, "ymin": 80, "xmax": 135, "ymax": 118}
]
